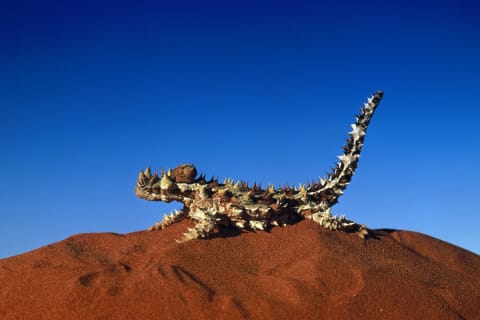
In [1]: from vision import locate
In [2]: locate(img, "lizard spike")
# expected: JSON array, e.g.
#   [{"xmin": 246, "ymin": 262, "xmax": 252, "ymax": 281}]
[
  {"xmin": 137, "ymin": 170, "xmax": 145, "ymax": 182},
  {"xmin": 267, "ymin": 184, "xmax": 275, "ymax": 193},
  {"xmin": 160, "ymin": 173, "xmax": 175, "ymax": 190},
  {"xmin": 144, "ymin": 167, "xmax": 152, "ymax": 178},
  {"xmin": 234, "ymin": 221, "xmax": 246, "ymax": 228}
]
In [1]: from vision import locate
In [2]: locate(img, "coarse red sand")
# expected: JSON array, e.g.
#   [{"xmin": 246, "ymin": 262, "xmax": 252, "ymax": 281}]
[{"xmin": 1, "ymin": 220, "xmax": 479, "ymax": 319}]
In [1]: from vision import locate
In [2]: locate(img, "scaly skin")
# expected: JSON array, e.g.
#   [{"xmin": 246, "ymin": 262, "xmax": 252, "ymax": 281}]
[{"xmin": 135, "ymin": 91, "xmax": 384, "ymax": 242}]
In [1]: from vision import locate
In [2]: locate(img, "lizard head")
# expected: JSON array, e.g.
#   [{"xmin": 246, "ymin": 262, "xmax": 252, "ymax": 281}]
[{"xmin": 135, "ymin": 164, "xmax": 200, "ymax": 202}]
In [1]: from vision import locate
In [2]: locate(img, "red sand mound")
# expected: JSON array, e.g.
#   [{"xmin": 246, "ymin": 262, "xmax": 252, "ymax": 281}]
[{"xmin": 1, "ymin": 220, "xmax": 479, "ymax": 320}]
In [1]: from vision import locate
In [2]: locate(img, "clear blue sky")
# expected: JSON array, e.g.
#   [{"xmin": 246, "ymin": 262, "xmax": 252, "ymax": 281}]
[{"xmin": 1, "ymin": 0, "xmax": 479, "ymax": 258}]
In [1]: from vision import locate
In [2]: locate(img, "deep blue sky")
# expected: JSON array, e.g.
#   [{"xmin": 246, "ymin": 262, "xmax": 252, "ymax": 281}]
[{"xmin": 1, "ymin": 0, "xmax": 479, "ymax": 258}]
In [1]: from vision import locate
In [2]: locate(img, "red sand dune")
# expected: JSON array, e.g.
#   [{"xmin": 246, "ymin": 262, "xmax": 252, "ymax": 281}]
[{"xmin": 1, "ymin": 220, "xmax": 479, "ymax": 320}]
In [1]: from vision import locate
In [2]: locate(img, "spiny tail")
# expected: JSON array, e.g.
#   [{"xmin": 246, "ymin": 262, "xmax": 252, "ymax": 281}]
[{"xmin": 309, "ymin": 91, "xmax": 384, "ymax": 208}]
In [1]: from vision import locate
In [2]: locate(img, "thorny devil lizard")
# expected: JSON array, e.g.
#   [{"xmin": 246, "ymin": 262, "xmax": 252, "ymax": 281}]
[{"xmin": 135, "ymin": 91, "xmax": 384, "ymax": 242}]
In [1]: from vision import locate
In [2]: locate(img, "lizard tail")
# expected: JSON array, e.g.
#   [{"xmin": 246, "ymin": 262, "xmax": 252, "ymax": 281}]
[{"xmin": 308, "ymin": 91, "xmax": 384, "ymax": 208}]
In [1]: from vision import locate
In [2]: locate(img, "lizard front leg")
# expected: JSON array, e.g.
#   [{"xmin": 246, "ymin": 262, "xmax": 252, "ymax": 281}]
[{"xmin": 149, "ymin": 209, "xmax": 186, "ymax": 230}]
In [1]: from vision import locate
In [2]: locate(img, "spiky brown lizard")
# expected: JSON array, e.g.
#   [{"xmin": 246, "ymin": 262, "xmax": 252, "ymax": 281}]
[{"xmin": 135, "ymin": 91, "xmax": 383, "ymax": 241}]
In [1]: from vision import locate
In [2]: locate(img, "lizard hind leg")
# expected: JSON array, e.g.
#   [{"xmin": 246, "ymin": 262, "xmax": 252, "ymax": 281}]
[
  {"xmin": 307, "ymin": 208, "xmax": 369, "ymax": 239},
  {"xmin": 149, "ymin": 209, "xmax": 186, "ymax": 230},
  {"xmin": 176, "ymin": 208, "xmax": 218, "ymax": 242}
]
